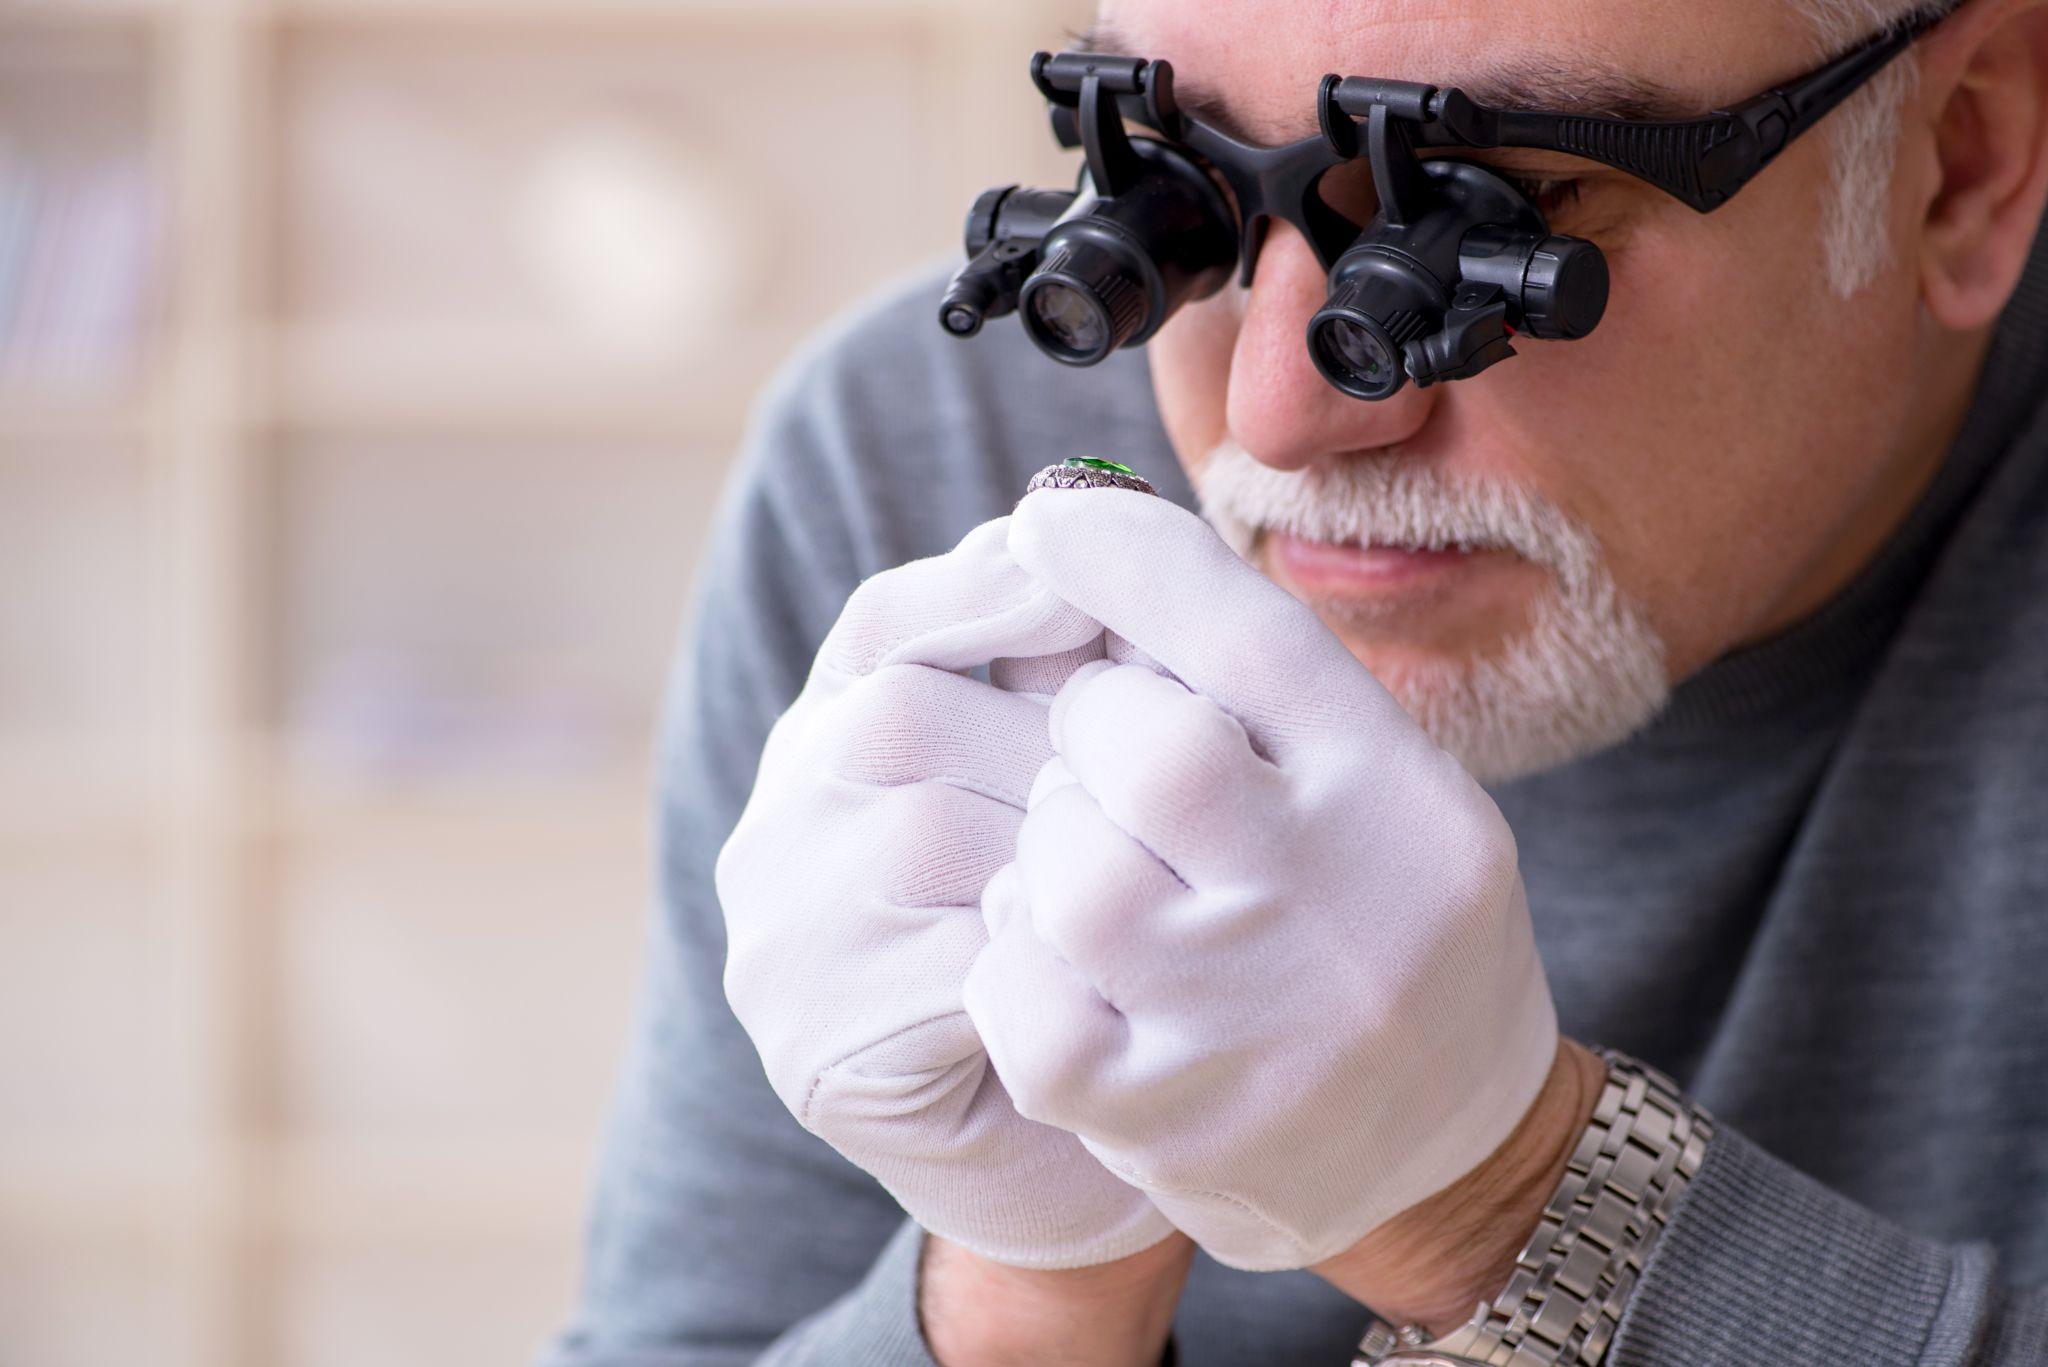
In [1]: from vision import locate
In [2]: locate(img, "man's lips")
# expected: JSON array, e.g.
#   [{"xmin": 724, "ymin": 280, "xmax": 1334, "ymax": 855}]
[{"xmin": 1266, "ymin": 531, "xmax": 1488, "ymax": 593}]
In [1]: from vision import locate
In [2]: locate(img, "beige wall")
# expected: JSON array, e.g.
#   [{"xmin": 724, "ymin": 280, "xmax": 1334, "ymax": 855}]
[{"xmin": 0, "ymin": 2, "xmax": 1091, "ymax": 1362}]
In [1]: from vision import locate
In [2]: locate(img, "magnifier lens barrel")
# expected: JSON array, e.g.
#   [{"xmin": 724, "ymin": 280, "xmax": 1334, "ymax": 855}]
[
  {"xmin": 1310, "ymin": 313, "xmax": 1403, "ymax": 400},
  {"xmin": 1010, "ymin": 137, "xmax": 1236, "ymax": 368},
  {"xmin": 1306, "ymin": 261, "xmax": 1441, "ymax": 401},
  {"xmin": 1019, "ymin": 239, "xmax": 1148, "ymax": 365}
]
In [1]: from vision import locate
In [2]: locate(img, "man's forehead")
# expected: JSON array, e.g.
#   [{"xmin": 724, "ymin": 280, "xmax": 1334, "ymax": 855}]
[{"xmin": 1087, "ymin": 1, "xmax": 1819, "ymax": 145}]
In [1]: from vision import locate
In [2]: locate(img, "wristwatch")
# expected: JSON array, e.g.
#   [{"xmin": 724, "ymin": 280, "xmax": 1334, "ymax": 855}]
[{"xmin": 1352, "ymin": 1050, "xmax": 1712, "ymax": 1367}]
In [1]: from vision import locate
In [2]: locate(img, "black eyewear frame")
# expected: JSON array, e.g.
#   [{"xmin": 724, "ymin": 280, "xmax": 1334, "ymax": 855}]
[{"xmin": 941, "ymin": 3, "xmax": 1960, "ymax": 395}]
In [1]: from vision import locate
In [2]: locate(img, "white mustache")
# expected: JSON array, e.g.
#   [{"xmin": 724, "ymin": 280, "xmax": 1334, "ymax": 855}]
[
  {"xmin": 1191, "ymin": 440, "xmax": 1604, "ymax": 599},
  {"xmin": 1188, "ymin": 437, "xmax": 1669, "ymax": 783}
]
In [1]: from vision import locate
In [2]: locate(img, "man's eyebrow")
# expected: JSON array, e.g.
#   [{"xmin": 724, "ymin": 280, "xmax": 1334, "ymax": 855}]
[
  {"xmin": 1068, "ymin": 20, "xmax": 1706, "ymax": 141},
  {"xmin": 1457, "ymin": 57, "xmax": 1697, "ymax": 122}
]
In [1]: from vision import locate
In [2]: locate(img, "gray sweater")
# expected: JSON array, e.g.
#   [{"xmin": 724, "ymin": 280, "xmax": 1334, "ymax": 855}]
[{"xmin": 543, "ymin": 229, "xmax": 2048, "ymax": 1365}]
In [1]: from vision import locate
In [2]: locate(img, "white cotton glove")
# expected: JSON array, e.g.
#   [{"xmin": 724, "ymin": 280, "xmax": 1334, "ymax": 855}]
[
  {"xmin": 961, "ymin": 488, "xmax": 1558, "ymax": 1272},
  {"xmin": 716, "ymin": 516, "xmax": 1176, "ymax": 1269}
]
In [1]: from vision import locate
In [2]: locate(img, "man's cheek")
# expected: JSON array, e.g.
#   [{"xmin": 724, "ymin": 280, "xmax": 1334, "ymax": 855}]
[
  {"xmin": 1534, "ymin": 220, "xmax": 1772, "ymax": 443},
  {"xmin": 1151, "ymin": 296, "xmax": 1242, "ymax": 456}
]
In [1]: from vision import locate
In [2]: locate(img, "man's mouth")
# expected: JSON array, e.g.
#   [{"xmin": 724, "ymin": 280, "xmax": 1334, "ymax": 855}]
[{"xmin": 1264, "ymin": 531, "xmax": 1495, "ymax": 594}]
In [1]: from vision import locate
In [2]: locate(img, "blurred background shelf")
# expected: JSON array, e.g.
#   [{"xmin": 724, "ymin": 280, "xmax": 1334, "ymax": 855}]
[
  {"xmin": 0, "ymin": 2, "xmax": 1091, "ymax": 1365},
  {"xmin": 0, "ymin": 393, "xmax": 154, "ymax": 440}
]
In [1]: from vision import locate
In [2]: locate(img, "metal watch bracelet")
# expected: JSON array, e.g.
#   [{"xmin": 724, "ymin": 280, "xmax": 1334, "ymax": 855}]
[{"xmin": 1353, "ymin": 1049, "xmax": 1713, "ymax": 1367}]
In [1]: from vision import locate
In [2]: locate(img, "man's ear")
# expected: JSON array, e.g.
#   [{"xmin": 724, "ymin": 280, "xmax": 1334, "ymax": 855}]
[{"xmin": 1915, "ymin": 0, "xmax": 2048, "ymax": 329}]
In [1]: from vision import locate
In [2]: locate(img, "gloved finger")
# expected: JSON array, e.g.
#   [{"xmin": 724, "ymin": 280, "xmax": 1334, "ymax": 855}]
[
  {"xmin": 1043, "ymin": 656, "xmax": 1116, "ymax": 746},
  {"xmin": 817, "ymin": 515, "xmax": 1105, "ymax": 679},
  {"xmin": 990, "ymin": 636, "xmax": 1107, "ymax": 702},
  {"xmin": 830, "ymin": 664, "xmax": 1053, "ymax": 811},
  {"xmin": 723, "ymin": 776, "xmax": 1012, "ymax": 941},
  {"xmin": 978, "ymin": 858, "xmax": 1029, "ymax": 942},
  {"xmin": 805, "ymin": 1005, "xmax": 1174, "ymax": 1269},
  {"xmin": 963, "ymin": 910, "xmax": 1137, "ymax": 1139},
  {"xmin": 1026, "ymin": 754, "xmax": 1080, "ymax": 812},
  {"xmin": 867, "ymin": 781, "xmax": 1025, "ymax": 910},
  {"xmin": 1008, "ymin": 489, "xmax": 1406, "ymax": 761},
  {"xmin": 1048, "ymin": 662, "xmax": 1283, "ymax": 881},
  {"xmin": 722, "ymin": 801, "xmax": 998, "ymax": 1119},
  {"xmin": 1014, "ymin": 782, "xmax": 1202, "ymax": 998}
]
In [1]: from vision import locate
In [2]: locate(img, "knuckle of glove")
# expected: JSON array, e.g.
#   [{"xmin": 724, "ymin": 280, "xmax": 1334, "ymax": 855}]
[
  {"xmin": 719, "ymin": 791, "xmax": 1001, "ymax": 1122},
  {"xmin": 816, "ymin": 521, "xmax": 1016, "ymax": 676},
  {"xmin": 1014, "ymin": 789, "xmax": 1159, "ymax": 979},
  {"xmin": 826, "ymin": 665, "xmax": 1047, "ymax": 806},
  {"xmin": 814, "ymin": 573, "xmax": 916, "ymax": 679},
  {"xmin": 825, "ymin": 665, "xmax": 946, "ymax": 766},
  {"xmin": 977, "ymin": 1010, "xmax": 1103, "ymax": 1136},
  {"xmin": 982, "ymin": 1036, "xmax": 1077, "ymax": 1132},
  {"xmin": 1065, "ymin": 696, "xmax": 1259, "ymax": 843},
  {"xmin": 1421, "ymin": 756, "xmax": 1523, "ymax": 909},
  {"xmin": 963, "ymin": 945, "xmax": 1114, "ymax": 1134}
]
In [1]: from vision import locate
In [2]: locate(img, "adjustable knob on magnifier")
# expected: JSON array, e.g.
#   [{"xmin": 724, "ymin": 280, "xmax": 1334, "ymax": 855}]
[{"xmin": 1518, "ymin": 235, "xmax": 1609, "ymax": 340}]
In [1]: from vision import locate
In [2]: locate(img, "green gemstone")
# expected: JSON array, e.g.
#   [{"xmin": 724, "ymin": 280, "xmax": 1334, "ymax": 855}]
[{"xmin": 1063, "ymin": 457, "xmax": 1139, "ymax": 476}]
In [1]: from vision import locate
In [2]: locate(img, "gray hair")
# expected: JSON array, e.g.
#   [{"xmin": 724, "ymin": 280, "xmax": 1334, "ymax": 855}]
[{"xmin": 1794, "ymin": 1, "xmax": 1948, "ymax": 295}]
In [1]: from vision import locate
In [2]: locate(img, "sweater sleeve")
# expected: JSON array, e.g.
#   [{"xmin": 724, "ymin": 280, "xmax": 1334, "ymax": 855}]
[
  {"xmin": 753, "ymin": 1222, "xmax": 942, "ymax": 1367},
  {"xmin": 1612, "ymin": 1126, "xmax": 2048, "ymax": 1365},
  {"xmin": 537, "ymin": 306, "xmax": 958, "ymax": 1367}
]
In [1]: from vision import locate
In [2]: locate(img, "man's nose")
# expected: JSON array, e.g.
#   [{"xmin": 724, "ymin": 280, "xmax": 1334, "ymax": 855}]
[{"xmin": 1225, "ymin": 223, "xmax": 1439, "ymax": 472}]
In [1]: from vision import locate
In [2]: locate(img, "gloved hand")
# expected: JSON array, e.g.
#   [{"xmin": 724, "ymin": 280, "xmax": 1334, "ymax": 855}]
[
  {"xmin": 962, "ymin": 488, "xmax": 1558, "ymax": 1272},
  {"xmin": 717, "ymin": 516, "xmax": 1176, "ymax": 1269}
]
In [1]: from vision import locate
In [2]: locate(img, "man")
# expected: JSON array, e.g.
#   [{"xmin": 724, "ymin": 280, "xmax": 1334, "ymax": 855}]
[{"xmin": 544, "ymin": 0, "xmax": 2048, "ymax": 1361}]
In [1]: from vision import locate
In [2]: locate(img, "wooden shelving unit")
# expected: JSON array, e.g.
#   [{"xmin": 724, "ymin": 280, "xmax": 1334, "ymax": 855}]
[{"xmin": 0, "ymin": 1, "xmax": 1090, "ymax": 1363}]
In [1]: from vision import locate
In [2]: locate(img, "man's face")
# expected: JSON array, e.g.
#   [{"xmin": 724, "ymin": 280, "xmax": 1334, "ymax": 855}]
[{"xmin": 1104, "ymin": 0, "xmax": 1972, "ymax": 778}]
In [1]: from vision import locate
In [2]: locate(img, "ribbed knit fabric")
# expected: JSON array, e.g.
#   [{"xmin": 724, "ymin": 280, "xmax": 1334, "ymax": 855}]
[
  {"xmin": 543, "ymin": 221, "xmax": 2048, "ymax": 1367},
  {"xmin": 1612, "ymin": 1130, "xmax": 1962, "ymax": 1365},
  {"xmin": 755, "ymin": 1222, "xmax": 939, "ymax": 1367}
]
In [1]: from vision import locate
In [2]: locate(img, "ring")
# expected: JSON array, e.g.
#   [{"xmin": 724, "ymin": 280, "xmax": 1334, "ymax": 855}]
[{"xmin": 1024, "ymin": 457, "xmax": 1158, "ymax": 497}]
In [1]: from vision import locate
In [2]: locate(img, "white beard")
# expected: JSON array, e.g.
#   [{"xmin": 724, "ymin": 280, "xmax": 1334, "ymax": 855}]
[{"xmin": 1192, "ymin": 439, "xmax": 1670, "ymax": 784}]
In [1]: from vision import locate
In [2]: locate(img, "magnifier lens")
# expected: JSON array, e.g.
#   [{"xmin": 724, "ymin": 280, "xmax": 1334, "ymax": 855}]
[
  {"xmin": 1309, "ymin": 312, "xmax": 1406, "ymax": 399},
  {"xmin": 1321, "ymin": 317, "xmax": 1393, "ymax": 384},
  {"xmin": 1027, "ymin": 282, "xmax": 1111, "ymax": 359}
]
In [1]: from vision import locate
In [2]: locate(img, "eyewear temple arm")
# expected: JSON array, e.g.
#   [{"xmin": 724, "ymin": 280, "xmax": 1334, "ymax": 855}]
[{"xmin": 1325, "ymin": 4, "xmax": 1956, "ymax": 213}]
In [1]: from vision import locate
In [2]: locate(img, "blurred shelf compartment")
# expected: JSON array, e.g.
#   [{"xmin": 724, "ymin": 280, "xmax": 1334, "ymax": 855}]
[
  {"xmin": 0, "ymin": 21, "xmax": 163, "ymax": 406},
  {"xmin": 273, "ymin": 0, "xmax": 982, "ymax": 24},
  {"xmin": 1, "ymin": 0, "xmax": 1065, "ymax": 27},
  {"xmin": 0, "ymin": 740, "xmax": 152, "ymax": 841},
  {"xmin": 269, "ymin": 1134, "xmax": 601, "ymax": 1235},
  {"xmin": 0, "ymin": 1134, "xmax": 596, "ymax": 1235},
  {"xmin": 269, "ymin": 826, "xmax": 644, "ymax": 1168},
  {"xmin": 267, "ymin": 432, "xmax": 708, "ymax": 806},
  {"xmin": 263, "ymin": 340, "xmax": 778, "ymax": 440},
  {"xmin": 0, "ymin": 1215, "xmax": 177, "ymax": 1367},
  {"xmin": 267, "ymin": 764, "xmax": 651, "ymax": 842},
  {"xmin": 0, "ymin": 742, "xmax": 652, "ymax": 843},
  {"xmin": 0, "ymin": 436, "xmax": 153, "ymax": 781},
  {"xmin": 270, "ymin": 20, "xmax": 954, "ymax": 438},
  {"xmin": 0, "ymin": 390, "xmax": 151, "ymax": 441},
  {"xmin": 0, "ymin": 1138, "xmax": 166, "ymax": 1232},
  {"xmin": 0, "ymin": 1, "xmax": 169, "ymax": 31}
]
